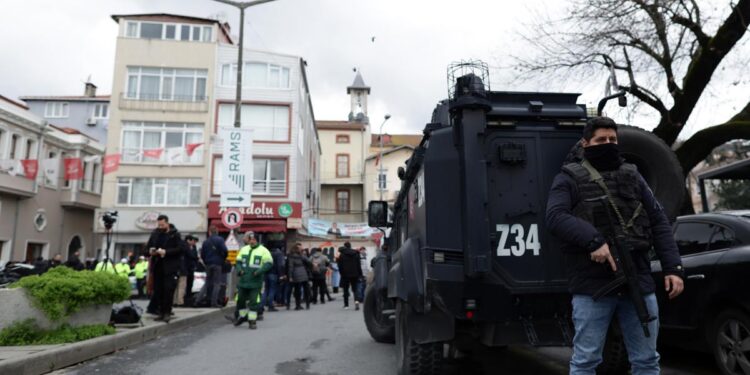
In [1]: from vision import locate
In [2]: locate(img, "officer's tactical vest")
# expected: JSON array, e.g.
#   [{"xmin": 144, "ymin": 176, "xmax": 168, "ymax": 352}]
[{"xmin": 562, "ymin": 160, "xmax": 652, "ymax": 249}]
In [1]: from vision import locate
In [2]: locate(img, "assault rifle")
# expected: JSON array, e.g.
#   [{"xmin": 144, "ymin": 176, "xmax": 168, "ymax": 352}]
[{"xmin": 587, "ymin": 195, "xmax": 656, "ymax": 337}]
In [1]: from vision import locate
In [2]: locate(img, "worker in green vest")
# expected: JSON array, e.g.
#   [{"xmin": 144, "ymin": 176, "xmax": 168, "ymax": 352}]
[
  {"xmin": 233, "ymin": 231, "xmax": 273, "ymax": 330},
  {"xmin": 114, "ymin": 258, "xmax": 131, "ymax": 278},
  {"xmin": 133, "ymin": 256, "xmax": 149, "ymax": 299},
  {"xmin": 94, "ymin": 257, "xmax": 116, "ymax": 274}
]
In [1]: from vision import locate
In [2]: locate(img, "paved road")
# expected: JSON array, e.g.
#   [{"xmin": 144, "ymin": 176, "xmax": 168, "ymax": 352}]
[{"xmin": 55, "ymin": 298, "xmax": 719, "ymax": 375}]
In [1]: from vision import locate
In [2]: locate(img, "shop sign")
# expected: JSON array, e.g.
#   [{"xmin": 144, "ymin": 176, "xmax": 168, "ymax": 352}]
[
  {"xmin": 208, "ymin": 201, "xmax": 302, "ymax": 219},
  {"xmin": 135, "ymin": 211, "xmax": 161, "ymax": 230}
]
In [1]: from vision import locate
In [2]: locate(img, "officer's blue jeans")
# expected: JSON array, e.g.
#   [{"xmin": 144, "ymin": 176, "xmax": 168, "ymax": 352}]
[
  {"xmin": 262, "ymin": 273, "xmax": 278, "ymax": 308},
  {"xmin": 570, "ymin": 294, "xmax": 660, "ymax": 375}
]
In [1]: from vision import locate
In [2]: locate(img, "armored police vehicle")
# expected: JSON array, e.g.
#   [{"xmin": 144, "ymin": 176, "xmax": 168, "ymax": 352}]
[{"xmin": 363, "ymin": 63, "xmax": 684, "ymax": 375}]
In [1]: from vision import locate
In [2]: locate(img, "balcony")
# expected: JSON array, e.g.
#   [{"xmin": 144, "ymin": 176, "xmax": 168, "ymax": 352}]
[
  {"xmin": 60, "ymin": 189, "xmax": 101, "ymax": 210},
  {"xmin": 120, "ymin": 148, "xmax": 204, "ymax": 166},
  {"xmin": 253, "ymin": 180, "xmax": 286, "ymax": 196},
  {"xmin": 118, "ymin": 93, "xmax": 209, "ymax": 113},
  {"xmin": 0, "ymin": 170, "xmax": 35, "ymax": 198}
]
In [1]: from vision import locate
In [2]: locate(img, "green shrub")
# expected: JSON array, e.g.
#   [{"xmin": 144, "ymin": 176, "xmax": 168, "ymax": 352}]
[
  {"xmin": 10, "ymin": 266, "xmax": 130, "ymax": 321},
  {"xmin": 0, "ymin": 319, "xmax": 115, "ymax": 346}
]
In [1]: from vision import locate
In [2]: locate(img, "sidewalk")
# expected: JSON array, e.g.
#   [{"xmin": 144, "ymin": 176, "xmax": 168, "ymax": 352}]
[{"xmin": 0, "ymin": 304, "xmax": 232, "ymax": 375}]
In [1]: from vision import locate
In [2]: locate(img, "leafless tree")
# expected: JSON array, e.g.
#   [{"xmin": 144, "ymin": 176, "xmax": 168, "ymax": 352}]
[{"xmin": 514, "ymin": 0, "xmax": 750, "ymax": 174}]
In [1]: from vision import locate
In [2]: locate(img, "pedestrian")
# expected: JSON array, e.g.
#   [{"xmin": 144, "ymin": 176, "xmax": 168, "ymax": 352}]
[
  {"xmin": 284, "ymin": 243, "xmax": 312, "ymax": 310},
  {"xmin": 133, "ymin": 256, "xmax": 149, "ymax": 299},
  {"xmin": 336, "ymin": 242, "xmax": 363, "ymax": 310},
  {"xmin": 309, "ymin": 248, "xmax": 332, "ymax": 304},
  {"xmin": 233, "ymin": 232, "xmax": 273, "ymax": 329},
  {"xmin": 65, "ymin": 250, "xmax": 85, "ymax": 271},
  {"xmin": 261, "ymin": 243, "xmax": 285, "ymax": 312},
  {"xmin": 49, "ymin": 254, "xmax": 63, "ymax": 268},
  {"xmin": 356, "ymin": 247, "xmax": 369, "ymax": 303},
  {"xmin": 145, "ymin": 214, "xmax": 185, "ymax": 323},
  {"xmin": 173, "ymin": 240, "xmax": 190, "ymax": 307},
  {"xmin": 330, "ymin": 253, "xmax": 341, "ymax": 294},
  {"xmin": 183, "ymin": 235, "xmax": 200, "ymax": 306},
  {"xmin": 94, "ymin": 257, "xmax": 115, "ymax": 273},
  {"xmin": 114, "ymin": 258, "xmax": 131, "ymax": 279},
  {"xmin": 546, "ymin": 117, "xmax": 684, "ymax": 375},
  {"xmin": 200, "ymin": 225, "xmax": 228, "ymax": 308},
  {"xmin": 32, "ymin": 256, "xmax": 49, "ymax": 274}
]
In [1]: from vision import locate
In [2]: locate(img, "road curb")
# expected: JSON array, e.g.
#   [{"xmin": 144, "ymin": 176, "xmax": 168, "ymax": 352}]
[{"xmin": 0, "ymin": 307, "xmax": 231, "ymax": 375}]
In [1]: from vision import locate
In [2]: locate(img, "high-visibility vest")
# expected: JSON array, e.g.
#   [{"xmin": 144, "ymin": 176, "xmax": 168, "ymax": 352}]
[
  {"xmin": 94, "ymin": 261, "xmax": 116, "ymax": 274},
  {"xmin": 114, "ymin": 263, "xmax": 131, "ymax": 278},
  {"xmin": 134, "ymin": 261, "xmax": 148, "ymax": 279}
]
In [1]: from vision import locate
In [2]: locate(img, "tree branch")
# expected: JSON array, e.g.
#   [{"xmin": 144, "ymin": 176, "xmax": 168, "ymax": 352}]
[{"xmin": 672, "ymin": 15, "xmax": 710, "ymax": 46}]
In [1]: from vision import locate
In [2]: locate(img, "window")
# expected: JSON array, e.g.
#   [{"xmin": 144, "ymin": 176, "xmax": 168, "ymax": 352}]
[
  {"xmin": 44, "ymin": 102, "xmax": 69, "ymax": 118},
  {"xmin": 26, "ymin": 242, "xmax": 46, "ymax": 263},
  {"xmin": 217, "ymin": 103, "xmax": 289, "ymax": 142},
  {"xmin": 674, "ymin": 222, "xmax": 714, "ymax": 256},
  {"xmin": 24, "ymin": 139, "xmax": 36, "ymax": 160},
  {"xmin": 165, "ymin": 24, "xmax": 176, "ymax": 39},
  {"xmin": 0, "ymin": 129, "xmax": 5, "ymax": 158},
  {"xmin": 202, "ymin": 26, "xmax": 212, "ymax": 42},
  {"xmin": 92, "ymin": 103, "xmax": 108, "ymax": 119},
  {"xmin": 212, "ymin": 157, "xmax": 287, "ymax": 196},
  {"xmin": 336, "ymin": 135, "xmax": 350, "ymax": 143},
  {"xmin": 126, "ymin": 21, "xmax": 138, "ymax": 37},
  {"xmin": 9, "ymin": 134, "xmax": 19, "ymax": 159},
  {"xmin": 708, "ymin": 225, "xmax": 735, "ymax": 250},
  {"xmin": 117, "ymin": 178, "xmax": 201, "ymax": 206},
  {"xmin": 219, "ymin": 62, "xmax": 290, "ymax": 88},
  {"xmin": 336, "ymin": 190, "xmax": 350, "ymax": 213},
  {"xmin": 61, "ymin": 151, "xmax": 70, "ymax": 189},
  {"xmin": 126, "ymin": 66, "xmax": 207, "ymax": 101},
  {"xmin": 140, "ymin": 22, "xmax": 163, "ymax": 39},
  {"xmin": 336, "ymin": 154, "xmax": 349, "ymax": 177},
  {"xmin": 121, "ymin": 122, "xmax": 203, "ymax": 164},
  {"xmin": 378, "ymin": 171, "xmax": 387, "ymax": 190}
]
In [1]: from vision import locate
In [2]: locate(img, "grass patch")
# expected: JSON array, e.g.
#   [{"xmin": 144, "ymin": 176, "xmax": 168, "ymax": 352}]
[
  {"xmin": 0, "ymin": 319, "xmax": 115, "ymax": 346},
  {"xmin": 10, "ymin": 266, "xmax": 130, "ymax": 321}
]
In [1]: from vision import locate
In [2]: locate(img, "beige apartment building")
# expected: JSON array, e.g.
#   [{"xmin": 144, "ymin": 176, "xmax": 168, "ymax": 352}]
[
  {"xmin": 0, "ymin": 97, "xmax": 104, "ymax": 264},
  {"xmin": 317, "ymin": 73, "xmax": 372, "ymax": 223},
  {"xmin": 365, "ymin": 133, "xmax": 421, "ymax": 205},
  {"xmin": 97, "ymin": 14, "xmax": 232, "ymax": 259}
]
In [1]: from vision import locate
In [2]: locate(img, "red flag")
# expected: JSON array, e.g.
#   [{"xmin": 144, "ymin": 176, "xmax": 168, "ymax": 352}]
[
  {"xmin": 64, "ymin": 158, "xmax": 83, "ymax": 180},
  {"xmin": 103, "ymin": 154, "xmax": 121, "ymax": 175},
  {"xmin": 21, "ymin": 160, "xmax": 38, "ymax": 180},
  {"xmin": 143, "ymin": 148, "xmax": 164, "ymax": 159},
  {"xmin": 185, "ymin": 142, "xmax": 204, "ymax": 156}
]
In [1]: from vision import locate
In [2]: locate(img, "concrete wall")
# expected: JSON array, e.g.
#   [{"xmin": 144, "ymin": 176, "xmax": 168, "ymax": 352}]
[{"xmin": 0, "ymin": 288, "xmax": 110, "ymax": 330}]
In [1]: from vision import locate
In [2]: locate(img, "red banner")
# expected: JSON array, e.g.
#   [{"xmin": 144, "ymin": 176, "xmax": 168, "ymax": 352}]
[
  {"xmin": 185, "ymin": 143, "xmax": 204, "ymax": 156},
  {"xmin": 21, "ymin": 159, "xmax": 38, "ymax": 180},
  {"xmin": 143, "ymin": 148, "xmax": 164, "ymax": 159},
  {"xmin": 103, "ymin": 154, "xmax": 121, "ymax": 175},
  {"xmin": 64, "ymin": 158, "xmax": 83, "ymax": 180}
]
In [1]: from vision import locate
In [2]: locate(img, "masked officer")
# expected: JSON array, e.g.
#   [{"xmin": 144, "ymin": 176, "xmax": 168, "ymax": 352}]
[
  {"xmin": 546, "ymin": 117, "xmax": 684, "ymax": 375},
  {"xmin": 233, "ymin": 231, "xmax": 273, "ymax": 329},
  {"xmin": 114, "ymin": 258, "xmax": 131, "ymax": 279}
]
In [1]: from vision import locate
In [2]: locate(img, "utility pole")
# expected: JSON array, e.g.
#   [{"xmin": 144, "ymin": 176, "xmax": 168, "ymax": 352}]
[
  {"xmin": 378, "ymin": 114, "xmax": 391, "ymax": 201},
  {"xmin": 212, "ymin": 0, "xmax": 278, "ymax": 128}
]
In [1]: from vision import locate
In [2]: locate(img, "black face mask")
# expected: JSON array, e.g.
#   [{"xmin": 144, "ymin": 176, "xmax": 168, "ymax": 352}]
[{"xmin": 584, "ymin": 143, "xmax": 622, "ymax": 171}]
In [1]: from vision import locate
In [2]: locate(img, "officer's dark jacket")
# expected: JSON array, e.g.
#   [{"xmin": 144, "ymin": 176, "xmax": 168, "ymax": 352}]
[
  {"xmin": 545, "ymin": 163, "xmax": 683, "ymax": 296},
  {"xmin": 146, "ymin": 224, "xmax": 184, "ymax": 276}
]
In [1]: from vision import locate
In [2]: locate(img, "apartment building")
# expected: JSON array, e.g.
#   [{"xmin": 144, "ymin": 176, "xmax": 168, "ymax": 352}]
[
  {"xmin": 364, "ymin": 133, "xmax": 421, "ymax": 205},
  {"xmin": 207, "ymin": 46, "xmax": 320, "ymax": 247},
  {"xmin": 20, "ymin": 82, "xmax": 110, "ymax": 143},
  {"xmin": 317, "ymin": 73, "xmax": 371, "ymax": 224},
  {"xmin": 96, "ymin": 14, "xmax": 232, "ymax": 259},
  {"xmin": 0, "ymin": 97, "xmax": 104, "ymax": 264}
]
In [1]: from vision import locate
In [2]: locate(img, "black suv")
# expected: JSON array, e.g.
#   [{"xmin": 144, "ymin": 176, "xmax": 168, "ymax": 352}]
[{"xmin": 652, "ymin": 211, "xmax": 750, "ymax": 375}]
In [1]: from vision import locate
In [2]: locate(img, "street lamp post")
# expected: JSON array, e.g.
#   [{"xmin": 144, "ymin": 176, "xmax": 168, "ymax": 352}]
[
  {"xmin": 378, "ymin": 114, "xmax": 391, "ymax": 201},
  {"xmin": 212, "ymin": 0, "xmax": 278, "ymax": 128}
]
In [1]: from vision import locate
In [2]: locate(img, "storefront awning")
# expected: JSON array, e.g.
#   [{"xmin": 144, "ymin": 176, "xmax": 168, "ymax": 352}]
[{"xmin": 210, "ymin": 219, "xmax": 287, "ymax": 233}]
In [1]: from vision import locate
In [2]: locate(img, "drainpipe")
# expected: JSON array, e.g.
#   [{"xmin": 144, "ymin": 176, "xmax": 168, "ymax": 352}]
[{"xmin": 12, "ymin": 197, "xmax": 20, "ymax": 261}]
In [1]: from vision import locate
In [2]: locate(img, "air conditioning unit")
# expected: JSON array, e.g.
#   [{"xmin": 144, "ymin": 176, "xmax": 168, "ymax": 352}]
[{"xmin": 86, "ymin": 118, "xmax": 97, "ymax": 126}]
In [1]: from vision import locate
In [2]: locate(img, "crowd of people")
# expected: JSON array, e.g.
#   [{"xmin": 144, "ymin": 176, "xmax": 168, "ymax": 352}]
[{"xmin": 5, "ymin": 213, "xmax": 374, "ymax": 328}]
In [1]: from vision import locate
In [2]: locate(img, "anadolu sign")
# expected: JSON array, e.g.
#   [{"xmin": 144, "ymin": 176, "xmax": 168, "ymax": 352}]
[{"xmin": 208, "ymin": 201, "xmax": 302, "ymax": 220}]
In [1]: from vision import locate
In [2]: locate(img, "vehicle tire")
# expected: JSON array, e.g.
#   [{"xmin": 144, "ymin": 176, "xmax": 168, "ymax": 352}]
[
  {"xmin": 597, "ymin": 321, "xmax": 630, "ymax": 375},
  {"xmin": 565, "ymin": 125, "xmax": 684, "ymax": 221},
  {"xmin": 710, "ymin": 309, "xmax": 750, "ymax": 375},
  {"xmin": 396, "ymin": 301, "xmax": 444, "ymax": 375},
  {"xmin": 364, "ymin": 285, "xmax": 395, "ymax": 343}
]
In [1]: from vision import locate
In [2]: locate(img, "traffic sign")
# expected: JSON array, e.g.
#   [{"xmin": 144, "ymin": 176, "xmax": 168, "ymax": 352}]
[
  {"xmin": 219, "ymin": 127, "xmax": 253, "ymax": 207},
  {"xmin": 225, "ymin": 231, "xmax": 241, "ymax": 251},
  {"xmin": 221, "ymin": 208, "xmax": 243, "ymax": 230}
]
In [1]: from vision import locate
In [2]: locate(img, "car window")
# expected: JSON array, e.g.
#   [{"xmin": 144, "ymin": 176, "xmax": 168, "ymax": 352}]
[
  {"xmin": 673, "ymin": 222, "xmax": 714, "ymax": 256},
  {"xmin": 708, "ymin": 226, "xmax": 735, "ymax": 250}
]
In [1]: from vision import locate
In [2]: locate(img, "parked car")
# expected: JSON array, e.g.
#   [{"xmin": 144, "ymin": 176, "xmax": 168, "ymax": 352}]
[{"xmin": 651, "ymin": 211, "xmax": 750, "ymax": 375}]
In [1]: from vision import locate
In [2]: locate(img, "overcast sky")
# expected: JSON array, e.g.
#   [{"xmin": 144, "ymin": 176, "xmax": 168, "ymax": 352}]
[{"xmin": 1, "ymin": 0, "xmax": 747, "ymax": 139}]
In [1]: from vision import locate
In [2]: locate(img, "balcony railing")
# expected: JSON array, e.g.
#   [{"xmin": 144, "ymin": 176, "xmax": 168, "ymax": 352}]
[
  {"xmin": 121, "ymin": 148, "xmax": 204, "ymax": 166},
  {"xmin": 118, "ymin": 93, "xmax": 208, "ymax": 113}
]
